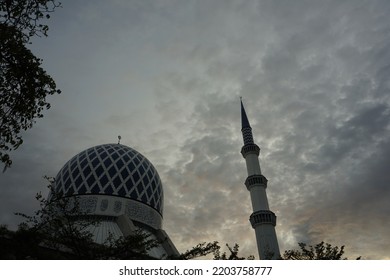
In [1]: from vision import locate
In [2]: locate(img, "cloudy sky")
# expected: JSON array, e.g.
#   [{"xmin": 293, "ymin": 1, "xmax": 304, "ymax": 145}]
[{"xmin": 1, "ymin": 0, "xmax": 390, "ymax": 259}]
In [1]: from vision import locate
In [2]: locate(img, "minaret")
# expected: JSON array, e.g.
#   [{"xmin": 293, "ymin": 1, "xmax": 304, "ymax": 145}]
[{"xmin": 240, "ymin": 98, "xmax": 280, "ymax": 259}]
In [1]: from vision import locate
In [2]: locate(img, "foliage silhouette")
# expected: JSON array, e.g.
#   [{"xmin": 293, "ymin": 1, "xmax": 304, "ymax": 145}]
[
  {"xmin": 283, "ymin": 241, "xmax": 361, "ymax": 260},
  {"xmin": 180, "ymin": 241, "xmax": 254, "ymax": 260},
  {"xmin": 1, "ymin": 0, "xmax": 61, "ymax": 170}
]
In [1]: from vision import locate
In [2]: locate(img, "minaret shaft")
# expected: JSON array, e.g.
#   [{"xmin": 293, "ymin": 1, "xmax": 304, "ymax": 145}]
[
  {"xmin": 244, "ymin": 154, "xmax": 262, "ymax": 176},
  {"xmin": 249, "ymin": 186, "xmax": 270, "ymax": 210},
  {"xmin": 241, "ymin": 100, "xmax": 280, "ymax": 260}
]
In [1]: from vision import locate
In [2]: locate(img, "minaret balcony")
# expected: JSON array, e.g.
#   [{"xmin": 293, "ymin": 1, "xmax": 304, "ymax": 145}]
[
  {"xmin": 241, "ymin": 144, "xmax": 260, "ymax": 157},
  {"xmin": 250, "ymin": 210, "xmax": 277, "ymax": 227},
  {"xmin": 245, "ymin": 174, "xmax": 268, "ymax": 190}
]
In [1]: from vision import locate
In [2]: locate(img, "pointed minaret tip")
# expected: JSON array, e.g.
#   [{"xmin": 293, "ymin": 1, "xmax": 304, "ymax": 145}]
[{"xmin": 240, "ymin": 98, "xmax": 251, "ymax": 130}]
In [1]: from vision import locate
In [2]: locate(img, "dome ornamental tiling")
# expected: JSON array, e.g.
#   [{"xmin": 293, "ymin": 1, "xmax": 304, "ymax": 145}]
[{"xmin": 54, "ymin": 144, "xmax": 164, "ymax": 216}]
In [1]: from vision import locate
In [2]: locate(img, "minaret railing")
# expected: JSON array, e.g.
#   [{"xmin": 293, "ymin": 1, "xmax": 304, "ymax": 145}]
[
  {"xmin": 245, "ymin": 174, "xmax": 268, "ymax": 190},
  {"xmin": 241, "ymin": 143, "xmax": 260, "ymax": 157},
  {"xmin": 250, "ymin": 210, "xmax": 277, "ymax": 227}
]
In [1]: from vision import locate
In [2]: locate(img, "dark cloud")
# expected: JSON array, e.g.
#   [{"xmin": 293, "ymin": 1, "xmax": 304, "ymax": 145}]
[{"xmin": 1, "ymin": 0, "xmax": 390, "ymax": 259}]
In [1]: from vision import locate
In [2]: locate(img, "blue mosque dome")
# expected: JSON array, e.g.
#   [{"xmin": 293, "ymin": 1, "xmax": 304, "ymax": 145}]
[{"xmin": 54, "ymin": 143, "xmax": 163, "ymax": 216}]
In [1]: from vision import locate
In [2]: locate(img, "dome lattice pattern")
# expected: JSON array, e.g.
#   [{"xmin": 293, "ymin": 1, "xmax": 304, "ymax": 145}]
[{"xmin": 54, "ymin": 144, "xmax": 163, "ymax": 215}]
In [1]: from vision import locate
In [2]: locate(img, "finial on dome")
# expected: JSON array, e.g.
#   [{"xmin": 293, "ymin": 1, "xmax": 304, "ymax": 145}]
[{"xmin": 118, "ymin": 135, "xmax": 121, "ymax": 144}]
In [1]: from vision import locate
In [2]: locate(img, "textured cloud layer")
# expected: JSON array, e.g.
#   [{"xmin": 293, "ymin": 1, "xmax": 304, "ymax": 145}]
[{"xmin": 1, "ymin": 0, "xmax": 389, "ymax": 259}]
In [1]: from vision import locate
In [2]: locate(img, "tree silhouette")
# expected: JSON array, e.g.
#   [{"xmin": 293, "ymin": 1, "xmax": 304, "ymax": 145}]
[
  {"xmin": 1, "ymin": 0, "xmax": 61, "ymax": 170},
  {"xmin": 181, "ymin": 240, "xmax": 360, "ymax": 260},
  {"xmin": 180, "ymin": 242, "xmax": 254, "ymax": 260},
  {"xmin": 283, "ymin": 241, "xmax": 361, "ymax": 260}
]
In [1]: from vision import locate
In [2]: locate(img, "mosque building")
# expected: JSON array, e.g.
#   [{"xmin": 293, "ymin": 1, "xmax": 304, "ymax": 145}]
[{"xmin": 52, "ymin": 143, "xmax": 179, "ymax": 259}]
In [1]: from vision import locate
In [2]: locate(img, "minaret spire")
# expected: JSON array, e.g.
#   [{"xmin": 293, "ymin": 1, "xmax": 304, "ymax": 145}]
[
  {"xmin": 240, "ymin": 99, "xmax": 280, "ymax": 259},
  {"xmin": 240, "ymin": 97, "xmax": 251, "ymax": 129},
  {"xmin": 240, "ymin": 98, "xmax": 254, "ymax": 146}
]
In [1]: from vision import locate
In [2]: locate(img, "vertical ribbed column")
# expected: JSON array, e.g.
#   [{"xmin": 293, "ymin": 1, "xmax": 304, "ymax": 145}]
[{"xmin": 240, "ymin": 100, "xmax": 280, "ymax": 260}]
